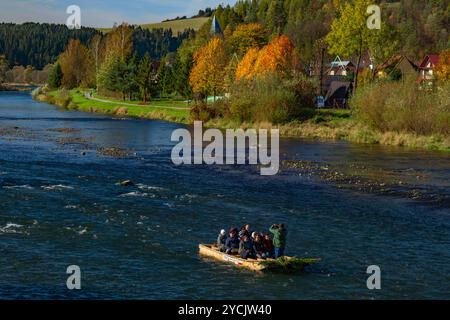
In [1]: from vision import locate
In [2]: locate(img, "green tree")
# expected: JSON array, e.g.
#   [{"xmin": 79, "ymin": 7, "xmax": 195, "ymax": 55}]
[
  {"xmin": 267, "ymin": 0, "xmax": 286, "ymax": 34},
  {"xmin": 157, "ymin": 62, "xmax": 173, "ymax": 98},
  {"xmin": 48, "ymin": 63, "xmax": 63, "ymax": 88},
  {"xmin": 136, "ymin": 53, "xmax": 153, "ymax": 102},
  {"xmin": 172, "ymin": 54, "xmax": 193, "ymax": 99},
  {"xmin": 326, "ymin": 0, "xmax": 397, "ymax": 91},
  {"xmin": 98, "ymin": 56, "xmax": 128, "ymax": 99},
  {"xmin": 124, "ymin": 54, "xmax": 139, "ymax": 100}
]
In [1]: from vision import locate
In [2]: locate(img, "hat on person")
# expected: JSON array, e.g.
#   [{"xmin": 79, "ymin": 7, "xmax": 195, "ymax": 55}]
[{"xmin": 220, "ymin": 229, "xmax": 226, "ymax": 236}]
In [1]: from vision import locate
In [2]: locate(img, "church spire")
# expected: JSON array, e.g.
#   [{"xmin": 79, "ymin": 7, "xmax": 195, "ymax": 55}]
[{"xmin": 210, "ymin": 15, "xmax": 223, "ymax": 36}]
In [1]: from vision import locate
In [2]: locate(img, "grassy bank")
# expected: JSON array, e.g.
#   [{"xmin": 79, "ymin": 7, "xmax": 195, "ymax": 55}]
[
  {"xmin": 34, "ymin": 88, "xmax": 450, "ymax": 152},
  {"xmin": 35, "ymin": 88, "xmax": 191, "ymax": 124},
  {"xmin": 207, "ymin": 111, "xmax": 450, "ymax": 152}
]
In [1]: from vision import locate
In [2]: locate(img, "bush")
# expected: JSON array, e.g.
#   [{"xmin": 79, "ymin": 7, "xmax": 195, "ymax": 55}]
[
  {"xmin": 190, "ymin": 102, "xmax": 220, "ymax": 122},
  {"xmin": 31, "ymin": 87, "xmax": 43, "ymax": 99},
  {"xmin": 56, "ymin": 89, "xmax": 72, "ymax": 108},
  {"xmin": 352, "ymin": 78, "xmax": 450, "ymax": 136},
  {"xmin": 225, "ymin": 75, "xmax": 317, "ymax": 124}
]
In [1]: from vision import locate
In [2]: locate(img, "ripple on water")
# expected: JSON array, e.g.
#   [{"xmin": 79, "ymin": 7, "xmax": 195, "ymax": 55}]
[
  {"xmin": 119, "ymin": 191, "xmax": 155, "ymax": 198},
  {"xmin": 0, "ymin": 223, "xmax": 25, "ymax": 234},
  {"xmin": 3, "ymin": 185, "xmax": 34, "ymax": 190},
  {"xmin": 136, "ymin": 183, "xmax": 166, "ymax": 192},
  {"xmin": 41, "ymin": 184, "xmax": 74, "ymax": 191}
]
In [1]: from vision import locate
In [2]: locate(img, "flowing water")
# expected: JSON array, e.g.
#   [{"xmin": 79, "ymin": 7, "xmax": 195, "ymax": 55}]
[{"xmin": 0, "ymin": 91, "xmax": 449, "ymax": 299}]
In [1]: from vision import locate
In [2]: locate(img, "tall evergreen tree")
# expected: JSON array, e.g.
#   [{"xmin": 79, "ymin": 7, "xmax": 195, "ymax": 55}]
[
  {"xmin": 47, "ymin": 62, "xmax": 63, "ymax": 88},
  {"xmin": 136, "ymin": 53, "xmax": 153, "ymax": 102}
]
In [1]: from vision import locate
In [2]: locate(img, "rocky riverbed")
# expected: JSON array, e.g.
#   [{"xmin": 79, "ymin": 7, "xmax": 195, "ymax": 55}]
[{"xmin": 282, "ymin": 160, "xmax": 449, "ymax": 207}]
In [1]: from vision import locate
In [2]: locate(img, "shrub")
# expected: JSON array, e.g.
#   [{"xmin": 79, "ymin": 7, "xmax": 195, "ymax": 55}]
[
  {"xmin": 225, "ymin": 75, "xmax": 317, "ymax": 124},
  {"xmin": 352, "ymin": 78, "xmax": 450, "ymax": 136},
  {"xmin": 190, "ymin": 102, "xmax": 219, "ymax": 122},
  {"xmin": 31, "ymin": 87, "xmax": 43, "ymax": 99},
  {"xmin": 56, "ymin": 89, "xmax": 72, "ymax": 108}
]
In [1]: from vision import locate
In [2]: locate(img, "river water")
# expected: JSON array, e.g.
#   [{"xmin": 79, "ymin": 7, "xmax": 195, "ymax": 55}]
[{"xmin": 0, "ymin": 91, "xmax": 449, "ymax": 299}]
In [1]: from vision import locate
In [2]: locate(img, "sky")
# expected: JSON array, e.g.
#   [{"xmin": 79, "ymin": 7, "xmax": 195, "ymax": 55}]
[{"xmin": 0, "ymin": 0, "xmax": 237, "ymax": 28}]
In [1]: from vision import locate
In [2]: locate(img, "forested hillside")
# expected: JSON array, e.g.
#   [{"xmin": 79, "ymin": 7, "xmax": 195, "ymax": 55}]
[
  {"xmin": 0, "ymin": 23, "xmax": 100, "ymax": 69},
  {"xmin": 0, "ymin": 23, "xmax": 193, "ymax": 70},
  {"xmin": 211, "ymin": 0, "xmax": 450, "ymax": 62}
]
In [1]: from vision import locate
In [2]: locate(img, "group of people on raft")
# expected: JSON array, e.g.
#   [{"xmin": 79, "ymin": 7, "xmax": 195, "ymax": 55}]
[{"xmin": 216, "ymin": 224, "xmax": 287, "ymax": 260}]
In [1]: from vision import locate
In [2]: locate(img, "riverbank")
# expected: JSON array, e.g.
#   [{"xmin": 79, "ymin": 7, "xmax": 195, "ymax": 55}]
[
  {"xmin": 34, "ymin": 88, "xmax": 450, "ymax": 152},
  {"xmin": 0, "ymin": 83, "xmax": 36, "ymax": 91},
  {"xmin": 34, "ymin": 88, "xmax": 191, "ymax": 124}
]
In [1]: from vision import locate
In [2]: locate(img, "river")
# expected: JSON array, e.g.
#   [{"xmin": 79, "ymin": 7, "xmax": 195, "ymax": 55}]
[{"xmin": 0, "ymin": 91, "xmax": 449, "ymax": 299}]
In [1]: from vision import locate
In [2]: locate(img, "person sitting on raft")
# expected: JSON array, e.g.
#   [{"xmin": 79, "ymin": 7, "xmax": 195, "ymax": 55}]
[
  {"xmin": 225, "ymin": 228, "xmax": 240, "ymax": 255},
  {"xmin": 253, "ymin": 233, "xmax": 267, "ymax": 259},
  {"xmin": 269, "ymin": 224, "xmax": 287, "ymax": 258},
  {"xmin": 239, "ymin": 224, "xmax": 251, "ymax": 240},
  {"xmin": 217, "ymin": 229, "xmax": 227, "ymax": 252},
  {"xmin": 263, "ymin": 233, "xmax": 275, "ymax": 258},
  {"xmin": 239, "ymin": 235, "xmax": 255, "ymax": 259}
]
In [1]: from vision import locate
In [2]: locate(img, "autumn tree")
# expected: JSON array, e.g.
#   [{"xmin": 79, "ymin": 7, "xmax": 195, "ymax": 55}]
[
  {"xmin": 59, "ymin": 39, "xmax": 94, "ymax": 88},
  {"xmin": 236, "ymin": 35, "xmax": 297, "ymax": 80},
  {"xmin": 228, "ymin": 23, "xmax": 268, "ymax": 56},
  {"xmin": 190, "ymin": 37, "xmax": 228, "ymax": 100},
  {"xmin": 0, "ymin": 55, "xmax": 8, "ymax": 83},
  {"xmin": 224, "ymin": 54, "xmax": 240, "ymax": 92},
  {"xmin": 105, "ymin": 23, "xmax": 134, "ymax": 61},
  {"xmin": 236, "ymin": 47, "xmax": 260, "ymax": 80},
  {"xmin": 436, "ymin": 49, "xmax": 450, "ymax": 82}
]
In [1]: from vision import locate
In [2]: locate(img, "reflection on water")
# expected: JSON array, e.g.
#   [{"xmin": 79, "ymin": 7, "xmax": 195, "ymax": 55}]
[{"xmin": 0, "ymin": 91, "xmax": 449, "ymax": 300}]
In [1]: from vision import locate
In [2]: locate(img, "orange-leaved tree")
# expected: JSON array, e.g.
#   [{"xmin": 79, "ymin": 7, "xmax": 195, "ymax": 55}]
[
  {"xmin": 436, "ymin": 49, "xmax": 450, "ymax": 82},
  {"xmin": 190, "ymin": 37, "xmax": 228, "ymax": 100},
  {"xmin": 235, "ymin": 47, "xmax": 260, "ymax": 81},
  {"xmin": 235, "ymin": 35, "xmax": 298, "ymax": 81}
]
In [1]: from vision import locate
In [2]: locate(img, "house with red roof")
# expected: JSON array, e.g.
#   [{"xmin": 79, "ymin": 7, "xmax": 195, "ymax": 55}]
[{"xmin": 417, "ymin": 55, "xmax": 440, "ymax": 86}]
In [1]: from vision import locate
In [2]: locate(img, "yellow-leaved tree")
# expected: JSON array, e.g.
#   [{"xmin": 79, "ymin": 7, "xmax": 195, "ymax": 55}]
[
  {"xmin": 228, "ymin": 23, "xmax": 268, "ymax": 57},
  {"xmin": 190, "ymin": 37, "xmax": 228, "ymax": 100},
  {"xmin": 59, "ymin": 39, "xmax": 94, "ymax": 88}
]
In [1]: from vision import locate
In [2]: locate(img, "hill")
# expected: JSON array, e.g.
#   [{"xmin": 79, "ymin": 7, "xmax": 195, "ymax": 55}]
[{"xmin": 99, "ymin": 17, "xmax": 209, "ymax": 35}]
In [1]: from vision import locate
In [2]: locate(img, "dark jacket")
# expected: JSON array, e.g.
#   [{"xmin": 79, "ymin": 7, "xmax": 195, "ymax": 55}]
[
  {"xmin": 239, "ymin": 239, "xmax": 254, "ymax": 255},
  {"xmin": 253, "ymin": 240, "xmax": 265, "ymax": 254},
  {"xmin": 269, "ymin": 226, "xmax": 287, "ymax": 249},
  {"xmin": 225, "ymin": 235, "xmax": 240, "ymax": 250},
  {"xmin": 263, "ymin": 238, "xmax": 275, "ymax": 253}
]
